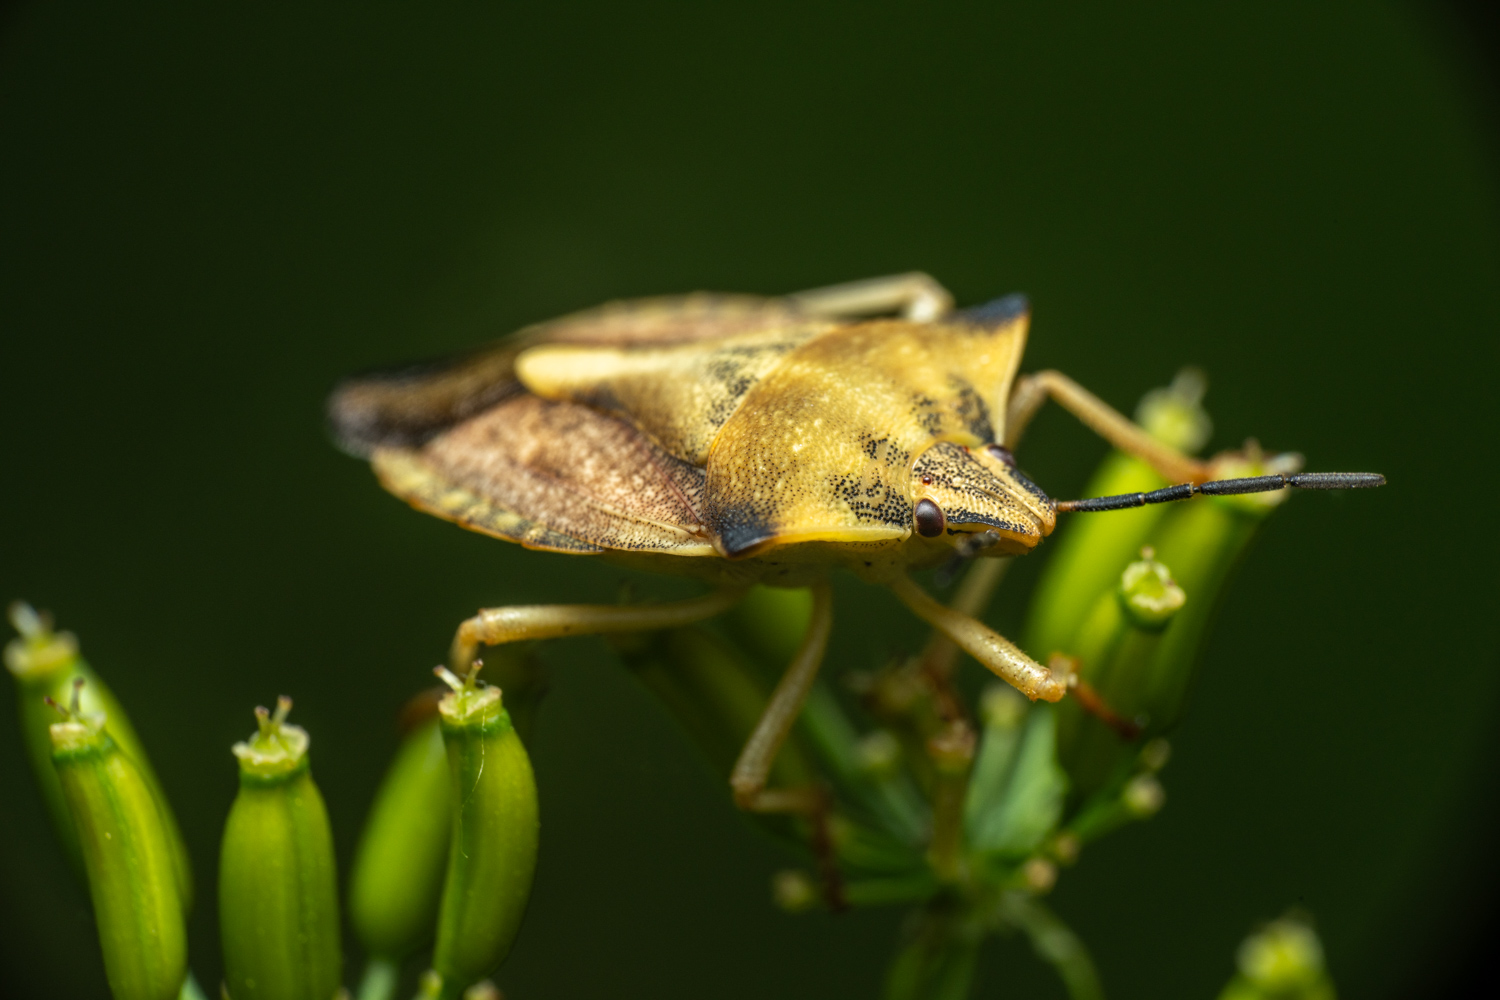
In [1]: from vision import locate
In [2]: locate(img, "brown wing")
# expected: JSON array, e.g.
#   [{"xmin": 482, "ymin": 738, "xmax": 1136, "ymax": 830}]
[
  {"xmin": 328, "ymin": 293, "xmax": 808, "ymax": 457},
  {"xmin": 371, "ymin": 394, "xmax": 715, "ymax": 555}
]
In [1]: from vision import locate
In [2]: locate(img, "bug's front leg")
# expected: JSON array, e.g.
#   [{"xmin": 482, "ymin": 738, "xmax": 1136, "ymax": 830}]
[
  {"xmin": 449, "ymin": 587, "xmax": 748, "ymax": 671},
  {"xmin": 787, "ymin": 272, "xmax": 954, "ymax": 323},
  {"xmin": 890, "ymin": 575, "xmax": 1069, "ymax": 702},
  {"xmin": 1005, "ymin": 370, "xmax": 1210, "ymax": 484}
]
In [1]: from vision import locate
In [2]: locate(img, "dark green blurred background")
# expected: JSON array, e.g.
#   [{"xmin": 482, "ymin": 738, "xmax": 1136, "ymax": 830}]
[{"xmin": 3, "ymin": 4, "xmax": 1498, "ymax": 998}]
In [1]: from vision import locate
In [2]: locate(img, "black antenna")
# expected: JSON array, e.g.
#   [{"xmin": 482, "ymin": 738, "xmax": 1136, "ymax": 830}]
[{"xmin": 1054, "ymin": 472, "xmax": 1386, "ymax": 513}]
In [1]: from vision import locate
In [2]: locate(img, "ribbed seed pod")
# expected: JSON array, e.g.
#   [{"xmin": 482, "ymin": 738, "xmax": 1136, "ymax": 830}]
[
  {"xmin": 349, "ymin": 712, "xmax": 452, "ymax": 961},
  {"xmin": 219, "ymin": 697, "xmax": 342, "ymax": 1000},
  {"xmin": 1053, "ymin": 547, "xmax": 1187, "ymax": 793},
  {"xmin": 7, "ymin": 602, "xmax": 194, "ymax": 910},
  {"xmin": 49, "ymin": 682, "xmax": 186, "ymax": 1000},
  {"xmin": 1023, "ymin": 369, "xmax": 1211, "ymax": 660},
  {"xmin": 421, "ymin": 665, "xmax": 539, "ymax": 1000}
]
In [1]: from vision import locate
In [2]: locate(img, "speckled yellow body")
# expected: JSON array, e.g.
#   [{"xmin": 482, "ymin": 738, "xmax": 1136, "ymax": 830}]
[{"xmin": 331, "ymin": 282, "xmax": 1057, "ymax": 586}]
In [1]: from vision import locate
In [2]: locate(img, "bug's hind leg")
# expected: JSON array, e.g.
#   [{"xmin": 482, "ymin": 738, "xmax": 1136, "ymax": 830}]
[
  {"xmin": 1005, "ymin": 370, "xmax": 1211, "ymax": 484},
  {"xmin": 729, "ymin": 580, "xmax": 835, "ymax": 810},
  {"xmin": 727, "ymin": 579, "xmax": 845, "ymax": 907},
  {"xmin": 788, "ymin": 273, "xmax": 954, "ymax": 323},
  {"xmin": 450, "ymin": 586, "xmax": 747, "ymax": 671}
]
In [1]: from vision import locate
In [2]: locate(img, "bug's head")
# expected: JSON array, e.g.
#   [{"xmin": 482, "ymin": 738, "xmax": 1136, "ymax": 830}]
[{"xmin": 908, "ymin": 442, "xmax": 1056, "ymax": 555}]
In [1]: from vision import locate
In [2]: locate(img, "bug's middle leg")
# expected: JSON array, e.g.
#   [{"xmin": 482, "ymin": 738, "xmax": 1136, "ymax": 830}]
[
  {"xmin": 787, "ymin": 272, "xmax": 955, "ymax": 323},
  {"xmin": 450, "ymin": 586, "xmax": 748, "ymax": 671},
  {"xmin": 1004, "ymin": 370, "xmax": 1210, "ymax": 484}
]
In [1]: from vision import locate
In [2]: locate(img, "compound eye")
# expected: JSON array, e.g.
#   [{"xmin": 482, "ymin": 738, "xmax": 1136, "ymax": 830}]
[
  {"xmin": 985, "ymin": 444, "xmax": 1017, "ymax": 469},
  {"xmin": 914, "ymin": 498, "xmax": 946, "ymax": 538}
]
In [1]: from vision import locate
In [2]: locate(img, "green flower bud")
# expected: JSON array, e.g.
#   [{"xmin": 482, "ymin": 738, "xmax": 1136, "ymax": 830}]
[
  {"xmin": 1118, "ymin": 548, "xmax": 1186, "ymax": 629},
  {"xmin": 855, "ymin": 730, "xmax": 903, "ymax": 779},
  {"xmin": 349, "ymin": 711, "xmax": 452, "ymax": 962},
  {"xmin": 219, "ymin": 698, "xmax": 342, "ymax": 1000},
  {"xmin": 1046, "ymin": 443, "xmax": 1296, "ymax": 794},
  {"xmin": 1023, "ymin": 370, "xmax": 1211, "ymax": 662},
  {"xmin": 49, "ymin": 682, "xmax": 186, "ymax": 1000},
  {"xmin": 1053, "ymin": 547, "xmax": 1186, "ymax": 793},
  {"xmin": 771, "ymin": 869, "xmax": 819, "ymax": 913},
  {"xmin": 422, "ymin": 665, "xmax": 539, "ymax": 1000},
  {"xmin": 7, "ymin": 602, "xmax": 194, "ymax": 909},
  {"xmin": 1120, "ymin": 773, "xmax": 1165, "ymax": 818},
  {"xmin": 1218, "ymin": 915, "xmax": 1335, "ymax": 1000}
]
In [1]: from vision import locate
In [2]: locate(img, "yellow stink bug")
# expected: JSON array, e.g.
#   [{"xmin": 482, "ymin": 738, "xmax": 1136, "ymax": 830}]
[{"xmin": 327, "ymin": 273, "xmax": 1382, "ymax": 816}]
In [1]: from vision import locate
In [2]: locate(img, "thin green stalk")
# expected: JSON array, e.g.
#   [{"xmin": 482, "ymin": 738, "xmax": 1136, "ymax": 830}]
[
  {"xmin": 1001, "ymin": 895, "xmax": 1103, "ymax": 1000},
  {"xmin": 357, "ymin": 958, "xmax": 400, "ymax": 1000}
]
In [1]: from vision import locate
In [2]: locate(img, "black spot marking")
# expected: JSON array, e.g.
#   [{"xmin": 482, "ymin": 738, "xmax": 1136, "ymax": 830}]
[
  {"xmin": 947, "ymin": 376, "xmax": 994, "ymax": 440},
  {"xmin": 712, "ymin": 505, "xmax": 778, "ymax": 558},
  {"xmin": 946, "ymin": 508, "xmax": 1030, "ymax": 536},
  {"xmin": 915, "ymin": 499, "xmax": 946, "ymax": 537},
  {"xmin": 951, "ymin": 293, "xmax": 1030, "ymax": 328},
  {"xmin": 985, "ymin": 444, "xmax": 1017, "ymax": 469}
]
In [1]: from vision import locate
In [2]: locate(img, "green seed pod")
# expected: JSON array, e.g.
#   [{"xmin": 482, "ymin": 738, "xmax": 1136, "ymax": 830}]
[
  {"xmin": 1023, "ymin": 369, "xmax": 1211, "ymax": 661},
  {"xmin": 1054, "ymin": 547, "xmax": 1187, "ymax": 793},
  {"xmin": 218, "ymin": 697, "xmax": 342, "ymax": 1000},
  {"xmin": 49, "ymin": 682, "xmax": 187, "ymax": 1000},
  {"xmin": 349, "ymin": 710, "xmax": 452, "ymax": 961},
  {"xmin": 7, "ymin": 602, "xmax": 194, "ymax": 909},
  {"xmin": 422, "ymin": 665, "xmax": 539, "ymax": 1000}
]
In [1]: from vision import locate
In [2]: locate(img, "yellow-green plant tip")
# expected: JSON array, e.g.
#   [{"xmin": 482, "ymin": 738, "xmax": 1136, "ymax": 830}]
[
  {"xmin": 1133, "ymin": 367, "xmax": 1212, "ymax": 453},
  {"xmin": 855, "ymin": 730, "xmax": 902, "ymax": 778},
  {"xmin": 439, "ymin": 683, "xmax": 504, "ymax": 730},
  {"xmin": 1118, "ymin": 549, "xmax": 1187, "ymax": 628},
  {"xmin": 1122, "ymin": 774, "xmax": 1165, "ymax": 818},
  {"xmin": 1236, "ymin": 917, "xmax": 1327, "ymax": 990},
  {"xmin": 1210, "ymin": 446, "xmax": 1304, "ymax": 514},
  {"xmin": 772, "ymin": 870, "xmax": 819, "ymax": 913},
  {"xmin": 927, "ymin": 721, "xmax": 975, "ymax": 777},
  {"xmin": 1139, "ymin": 738, "xmax": 1172, "ymax": 772},
  {"xmin": 51, "ymin": 695, "xmax": 187, "ymax": 1000},
  {"xmin": 5, "ymin": 600, "xmax": 79, "ymax": 680},
  {"xmin": 219, "ymin": 696, "xmax": 342, "ymax": 1000},
  {"xmin": 1021, "ymin": 857, "xmax": 1058, "ymax": 894},
  {"xmin": 980, "ymin": 684, "xmax": 1026, "ymax": 729},
  {"xmin": 231, "ymin": 697, "xmax": 310, "ymax": 782}
]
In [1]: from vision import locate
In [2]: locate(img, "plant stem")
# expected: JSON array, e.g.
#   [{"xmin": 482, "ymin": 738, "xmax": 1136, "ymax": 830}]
[
  {"xmin": 357, "ymin": 958, "xmax": 400, "ymax": 1000},
  {"xmin": 1003, "ymin": 895, "xmax": 1103, "ymax": 1000},
  {"xmin": 179, "ymin": 970, "xmax": 210, "ymax": 1000}
]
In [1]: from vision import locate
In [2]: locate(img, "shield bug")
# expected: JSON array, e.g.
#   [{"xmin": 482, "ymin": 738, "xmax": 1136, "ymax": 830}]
[{"xmin": 328, "ymin": 273, "xmax": 1383, "ymax": 817}]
